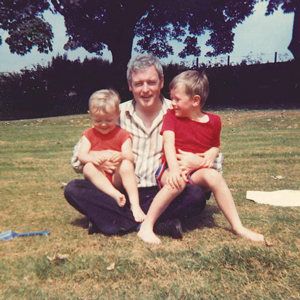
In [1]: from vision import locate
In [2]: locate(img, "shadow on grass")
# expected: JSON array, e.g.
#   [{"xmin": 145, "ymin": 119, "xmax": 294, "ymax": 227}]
[
  {"xmin": 70, "ymin": 217, "xmax": 89, "ymax": 229},
  {"xmin": 181, "ymin": 204, "xmax": 222, "ymax": 233},
  {"xmin": 69, "ymin": 204, "xmax": 225, "ymax": 235}
]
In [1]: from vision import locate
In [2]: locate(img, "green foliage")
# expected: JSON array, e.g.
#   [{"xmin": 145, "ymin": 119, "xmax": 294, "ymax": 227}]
[
  {"xmin": 0, "ymin": 0, "xmax": 53, "ymax": 54},
  {"xmin": 0, "ymin": 54, "xmax": 112, "ymax": 120},
  {"xmin": 0, "ymin": 59, "xmax": 299, "ymax": 121}
]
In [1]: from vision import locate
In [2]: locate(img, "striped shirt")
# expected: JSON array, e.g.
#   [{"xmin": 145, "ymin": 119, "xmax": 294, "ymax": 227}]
[{"xmin": 119, "ymin": 96, "xmax": 171, "ymax": 187}]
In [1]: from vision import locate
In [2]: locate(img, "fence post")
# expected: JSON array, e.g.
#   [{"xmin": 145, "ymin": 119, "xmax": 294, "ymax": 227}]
[
  {"xmin": 274, "ymin": 52, "xmax": 277, "ymax": 63},
  {"xmin": 227, "ymin": 55, "xmax": 230, "ymax": 66}
]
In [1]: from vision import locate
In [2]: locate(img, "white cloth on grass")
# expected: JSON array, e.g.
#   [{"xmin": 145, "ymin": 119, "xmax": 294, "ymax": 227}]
[{"xmin": 246, "ymin": 190, "xmax": 300, "ymax": 207}]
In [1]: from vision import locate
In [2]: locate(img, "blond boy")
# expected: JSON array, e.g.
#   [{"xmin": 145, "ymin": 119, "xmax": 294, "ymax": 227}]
[{"xmin": 78, "ymin": 89, "xmax": 146, "ymax": 222}]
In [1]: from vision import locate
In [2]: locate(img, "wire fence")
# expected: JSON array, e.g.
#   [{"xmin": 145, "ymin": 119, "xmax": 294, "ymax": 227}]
[{"xmin": 189, "ymin": 51, "xmax": 294, "ymax": 68}]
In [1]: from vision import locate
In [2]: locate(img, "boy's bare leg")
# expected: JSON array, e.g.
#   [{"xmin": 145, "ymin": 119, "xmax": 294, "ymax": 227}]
[
  {"xmin": 138, "ymin": 171, "xmax": 185, "ymax": 244},
  {"xmin": 114, "ymin": 159, "xmax": 146, "ymax": 222},
  {"xmin": 83, "ymin": 162, "xmax": 126, "ymax": 207},
  {"xmin": 191, "ymin": 169, "xmax": 264, "ymax": 242}
]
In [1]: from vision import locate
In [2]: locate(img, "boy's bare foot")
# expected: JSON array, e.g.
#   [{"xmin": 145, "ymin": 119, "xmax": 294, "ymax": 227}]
[
  {"xmin": 112, "ymin": 191, "xmax": 126, "ymax": 207},
  {"xmin": 138, "ymin": 223, "xmax": 161, "ymax": 244},
  {"xmin": 131, "ymin": 206, "xmax": 146, "ymax": 222},
  {"xmin": 233, "ymin": 227, "xmax": 265, "ymax": 242}
]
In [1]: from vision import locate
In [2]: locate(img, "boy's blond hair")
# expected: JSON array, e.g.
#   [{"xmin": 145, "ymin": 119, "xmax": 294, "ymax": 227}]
[
  {"xmin": 88, "ymin": 89, "xmax": 120, "ymax": 113},
  {"xmin": 169, "ymin": 70, "xmax": 209, "ymax": 108}
]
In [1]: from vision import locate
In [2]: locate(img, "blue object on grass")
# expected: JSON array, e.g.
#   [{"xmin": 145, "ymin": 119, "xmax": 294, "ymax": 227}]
[{"xmin": 0, "ymin": 230, "xmax": 50, "ymax": 241}]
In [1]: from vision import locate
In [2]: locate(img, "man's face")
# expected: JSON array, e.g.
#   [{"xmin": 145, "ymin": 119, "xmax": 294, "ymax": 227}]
[{"xmin": 128, "ymin": 65, "xmax": 164, "ymax": 109}]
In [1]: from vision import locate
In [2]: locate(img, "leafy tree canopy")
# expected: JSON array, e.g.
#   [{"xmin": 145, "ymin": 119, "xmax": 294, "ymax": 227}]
[{"xmin": 0, "ymin": 0, "xmax": 298, "ymax": 79}]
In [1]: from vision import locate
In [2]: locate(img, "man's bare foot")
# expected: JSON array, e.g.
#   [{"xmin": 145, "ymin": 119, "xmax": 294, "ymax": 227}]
[
  {"xmin": 131, "ymin": 206, "xmax": 146, "ymax": 222},
  {"xmin": 112, "ymin": 191, "xmax": 126, "ymax": 207},
  {"xmin": 233, "ymin": 227, "xmax": 265, "ymax": 242},
  {"xmin": 138, "ymin": 223, "xmax": 161, "ymax": 244}
]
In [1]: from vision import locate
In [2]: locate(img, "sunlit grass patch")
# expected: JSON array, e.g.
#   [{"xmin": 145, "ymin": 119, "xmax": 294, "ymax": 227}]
[{"xmin": 0, "ymin": 110, "xmax": 299, "ymax": 300}]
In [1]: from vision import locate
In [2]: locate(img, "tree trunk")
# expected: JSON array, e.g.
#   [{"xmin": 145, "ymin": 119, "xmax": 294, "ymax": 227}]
[
  {"xmin": 109, "ymin": 27, "xmax": 135, "ymax": 101},
  {"xmin": 288, "ymin": 2, "xmax": 300, "ymax": 101},
  {"xmin": 288, "ymin": 1, "xmax": 300, "ymax": 61}
]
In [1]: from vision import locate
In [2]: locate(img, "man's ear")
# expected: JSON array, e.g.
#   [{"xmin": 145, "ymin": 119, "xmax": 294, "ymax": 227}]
[
  {"xmin": 160, "ymin": 75, "xmax": 165, "ymax": 89},
  {"xmin": 87, "ymin": 110, "xmax": 90, "ymax": 115},
  {"xmin": 193, "ymin": 95, "xmax": 201, "ymax": 107},
  {"xmin": 128, "ymin": 81, "xmax": 133, "ymax": 91}
]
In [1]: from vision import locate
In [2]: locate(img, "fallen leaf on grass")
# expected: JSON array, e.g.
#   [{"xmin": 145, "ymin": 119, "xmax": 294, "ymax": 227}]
[
  {"xmin": 265, "ymin": 239, "xmax": 274, "ymax": 247},
  {"xmin": 106, "ymin": 262, "xmax": 115, "ymax": 271},
  {"xmin": 271, "ymin": 175, "xmax": 284, "ymax": 180},
  {"xmin": 47, "ymin": 253, "xmax": 69, "ymax": 264}
]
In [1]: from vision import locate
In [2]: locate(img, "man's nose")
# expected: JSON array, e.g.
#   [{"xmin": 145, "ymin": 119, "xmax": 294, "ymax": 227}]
[{"xmin": 141, "ymin": 83, "xmax": 150, "ymax": 92}]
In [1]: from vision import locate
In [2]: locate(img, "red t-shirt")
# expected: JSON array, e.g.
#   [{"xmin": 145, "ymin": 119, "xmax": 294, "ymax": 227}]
[
  {"xmin": 160, "ymin": 109, "xmax": 221, "ymax": 162},
  {"xmin": 82, "ymin": 126, "xmax": 131, "ymax": 151}
]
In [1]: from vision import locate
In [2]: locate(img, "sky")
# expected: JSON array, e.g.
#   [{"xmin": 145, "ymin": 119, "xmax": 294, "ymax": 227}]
[{"xmin": 0, "ymin": 1, "xmax": 294, "ymax": 73}]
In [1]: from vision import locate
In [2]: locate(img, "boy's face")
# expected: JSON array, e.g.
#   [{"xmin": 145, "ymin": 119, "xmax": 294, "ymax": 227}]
[
  {"xmin": 170, "ymin": 85, "xmax": 197, "ymax": 118},
  {"xmin": 89, "ymin": 106, "xmax": 120, "ymax": 135},
  {"xmin": 128, "ymin": 65, "xmax": 164, "ymax": 110}
]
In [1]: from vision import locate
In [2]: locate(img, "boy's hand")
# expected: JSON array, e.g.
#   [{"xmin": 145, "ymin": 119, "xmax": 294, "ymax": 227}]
[
  {"xmin": 166, "ymin": 168, "xmax": 187, "ymax": 189},
  {"xmin": 131, "ymin": 205, "xmax": 146, "ymax": 223},
  {"xmin": 108, "ymin": 151, "xmax": 122, "ymax": 163}
]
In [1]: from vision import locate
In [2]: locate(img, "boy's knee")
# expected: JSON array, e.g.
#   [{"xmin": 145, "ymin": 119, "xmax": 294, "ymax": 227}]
[
  {"xmin": 165, "ymin": 180, "xmax": 186, "ymax": 195},
  {"xmin": 204, "ymin": 169, "xmax": 223, "ymax": 188},
  {"xmin": 119, "ymin": 159, "xmax": 134, "ymax": 173},
  {"xmin": 83, "ymin": 162, "xmax": 97, "ymax": 177}
]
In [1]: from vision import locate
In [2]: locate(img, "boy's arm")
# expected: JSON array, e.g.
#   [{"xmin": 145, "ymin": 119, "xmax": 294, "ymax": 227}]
[
  {"xmin": 78, "ymin": 136, "xmax": 107, "ymax": 166},
  {"xmin": 163, "ymin": 131, "xmax": 187, "ymax": 188},
  {"xmin": 120, "ymin": 138, "xmax": 134, "ymax": 163},
  {"xmin": 78, "ymin": 136, "xmax": 93, "ymax": 164}
]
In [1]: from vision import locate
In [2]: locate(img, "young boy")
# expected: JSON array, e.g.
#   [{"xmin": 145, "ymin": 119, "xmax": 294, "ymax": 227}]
[
  {"xmin": 78, "ymin": 89, "xmax": 146, "ymax": 222},
  {"xmin": 138, "ymin": 70, "xmax": 265, "ymax": 244}
]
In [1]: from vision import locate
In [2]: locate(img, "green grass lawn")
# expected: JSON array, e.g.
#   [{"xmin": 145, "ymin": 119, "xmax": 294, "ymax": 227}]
[{"xmin": 0, "ymin": 110, "xmax": 299, "ymax": 300}]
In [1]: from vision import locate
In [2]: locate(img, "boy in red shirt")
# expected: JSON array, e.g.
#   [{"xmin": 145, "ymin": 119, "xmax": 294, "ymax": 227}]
[
  {"xmin": 78, "ymin": 89, "xmax": 146, "ymax": 222},
  {"xmin": 138, "ymin": 71, "xmax": 265, "ymax": 244}
]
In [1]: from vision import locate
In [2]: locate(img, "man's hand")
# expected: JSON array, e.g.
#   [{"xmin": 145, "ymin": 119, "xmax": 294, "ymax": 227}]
[
  {"xmin": 197, "ymin": 147, "xmax": 219, "ymax": 169},
  {"xmin": 197, "ymin": 152, "xmax": 214, "ymax": 168},
  {"xmin": 89, "ymin": 150, "xmax": 119, "ymax": 173},
  {"xmin": 89, "ymin": 152, "xmax": 108, "ymax": 166},
  {"xmin": 108, "ymin": 151, "xmax": 122, "ymax": 163},
  {"xmin": 99, "ymin": 161, "xmax": 119, "ymax": 174},
  {"xmin": 176, "ymin": 149, "xmax": 205, "ymax": 175}
]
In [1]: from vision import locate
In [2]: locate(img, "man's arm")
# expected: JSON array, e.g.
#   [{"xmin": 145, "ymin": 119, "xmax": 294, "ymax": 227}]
[
  {"xmin": 197, "ymin": 147, "xmax": 219, "ymax": 169},
  {"xmin": 176, "ymin": 147, "xmax": 219, "ymax": 174}
]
